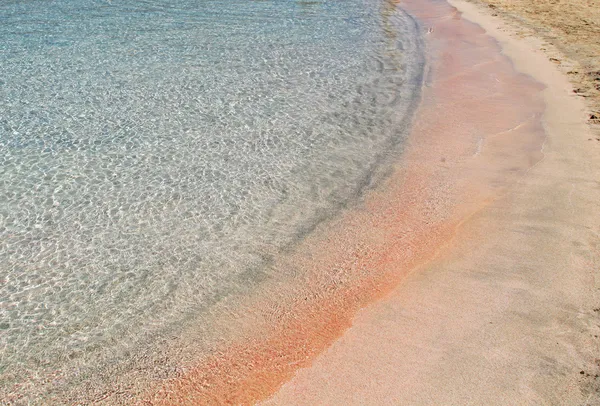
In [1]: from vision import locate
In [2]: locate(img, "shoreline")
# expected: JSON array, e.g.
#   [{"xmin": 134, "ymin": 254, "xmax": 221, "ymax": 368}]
[
  {"xmin": 1, "ymin": 3, "xmax": 428, "ymax": 404},
  {"xmin": 12, "ymin": 0, "xmax": 596, "ymax": 403},
  {"xmin": 264, "ymin": 0, "xmax": 600, "ymax": 404},
  {"xmin": 144, "ymin": 0, "xmax": 560, "ymax": 403}
]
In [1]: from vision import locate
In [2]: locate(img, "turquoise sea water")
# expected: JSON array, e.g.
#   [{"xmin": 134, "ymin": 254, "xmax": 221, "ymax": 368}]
[{"xmin": 0, "ymin": 0, "xmax": 423, "ymax": 399}]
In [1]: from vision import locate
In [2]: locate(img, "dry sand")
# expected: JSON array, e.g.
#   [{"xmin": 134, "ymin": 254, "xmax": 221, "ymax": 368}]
[
  {"xmin": 462, "ymin": 0, "xmax": 600, "ymax": 127},
  {"xmin": 262, "ymin": 0, "xmax": 600, "ymax": 404}
]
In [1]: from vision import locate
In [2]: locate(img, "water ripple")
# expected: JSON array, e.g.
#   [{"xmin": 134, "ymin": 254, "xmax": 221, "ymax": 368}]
[{"xmin": 0, "ymin": 0, "xmax": 423, "ymax": 397}]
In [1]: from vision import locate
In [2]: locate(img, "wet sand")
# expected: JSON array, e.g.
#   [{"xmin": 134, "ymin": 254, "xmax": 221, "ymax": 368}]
[{"xmin": 262, "ymin": 0, "xmax": 600, "ymax": 404}]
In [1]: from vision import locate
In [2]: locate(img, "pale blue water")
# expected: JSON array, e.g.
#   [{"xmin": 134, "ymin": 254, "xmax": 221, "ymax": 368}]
[{"xmin": 0, "ymin": 0, "xmax": 423, "ymax": 400}]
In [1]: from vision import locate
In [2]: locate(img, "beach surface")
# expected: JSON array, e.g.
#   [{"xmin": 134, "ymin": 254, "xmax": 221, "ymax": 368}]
[
  {"xmin": 262, "ymin": 0, "xmax": 600, "ymax": 404},
  {"xmin": 3, "ymin": 0, "xmax": 598, "ymax": 404}
]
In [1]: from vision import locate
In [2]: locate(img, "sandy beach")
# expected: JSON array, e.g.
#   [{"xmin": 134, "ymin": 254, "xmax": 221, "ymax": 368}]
[
  {"xmin": 71, "ymin": 0, "xmax": 599, "ymax": 403},
  {"xmin": 138, "ymin": 0, "xmax": 600, "ymax": 404},
  {"xmin": 3, "ymin": 0, "xmax": 597, "ymax": 404},
  {"xmin": 261, "ymin": 0, "xmax": 600, "ymax": 404},
  {"xmin": 127, "ymin": 0, "xmax": 599, "ymax": 404}
]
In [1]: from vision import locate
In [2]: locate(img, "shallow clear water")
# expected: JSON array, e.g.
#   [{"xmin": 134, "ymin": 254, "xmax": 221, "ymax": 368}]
[{"xmin": 0, "ymin": 0, "xmax": 422, "ymax": 395}]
